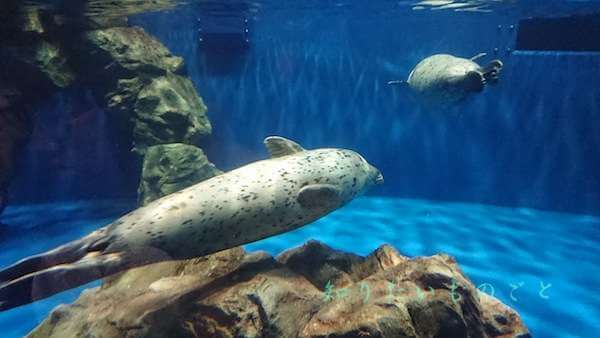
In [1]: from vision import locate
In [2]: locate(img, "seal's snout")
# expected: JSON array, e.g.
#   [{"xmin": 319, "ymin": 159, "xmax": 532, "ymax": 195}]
[{"xmin": 368, "ymin": 164, "xmax": 384, "ymax": 185}]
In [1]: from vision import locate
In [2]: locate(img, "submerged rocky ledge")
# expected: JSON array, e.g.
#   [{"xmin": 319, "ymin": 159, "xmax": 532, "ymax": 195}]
[{"xmin": 28, "ymin": 240, "xmax": 529, "ymax": 338}]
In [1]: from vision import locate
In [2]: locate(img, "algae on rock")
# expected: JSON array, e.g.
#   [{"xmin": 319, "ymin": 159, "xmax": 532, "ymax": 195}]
[
  {"xmin": 26, "ymin": 40, "xmax": 75, "ymax": 88},
  {"xmin": 138, "ymin": 143, "xmax": 222, "ymax": 206},
  {"xmin": 134, "ymin": 73, "xmax": 212, "ymax": 151},
  {"xmin": 79, "ymin": 27, "xmax": 184, "ymax": 78},
  {"xmin": 74, "ymin": 26, "xmax": 211, "ymax": 152}
]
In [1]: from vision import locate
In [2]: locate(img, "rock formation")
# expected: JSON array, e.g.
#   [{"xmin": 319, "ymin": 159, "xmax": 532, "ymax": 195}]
[
  {"xmin": 138, "ymin": 143, "xmax": 222, "ymax": 205},
  {"xmin": 67, "ymin": 25, "xmax": 216, "ymax": 203},
  {"xmin": 28, "ymin": 240, "xmax": 530, "ymax": 338},
  {"xmin": 70, "ymin": 26, "xmax": 212, "ymax": 153},
  {"xmin": 0, "ymin": 1, "xmax": 217, "ymax": 217}
]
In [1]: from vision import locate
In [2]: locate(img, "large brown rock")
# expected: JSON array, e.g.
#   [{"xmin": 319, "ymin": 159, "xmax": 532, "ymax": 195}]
[{"xmin": 28, "ymin": 241, "xmax": 530, "ymax": 338}]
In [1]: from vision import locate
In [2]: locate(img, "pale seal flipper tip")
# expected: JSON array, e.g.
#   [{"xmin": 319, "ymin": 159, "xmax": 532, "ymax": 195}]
[
  {"xmin": 387, "ymin": 80, "xmax": 406, "ymax": 85},
  {"xmin": 264, "ymin": 136, "xmax": 305, "ymax": 158},
  {"xmin": 480, "ymin": 59, "xmax": 503, "ymax": 84},
  {"xmin": 470, "ymin": 52, "xmax": 487, "ymax": 61}
]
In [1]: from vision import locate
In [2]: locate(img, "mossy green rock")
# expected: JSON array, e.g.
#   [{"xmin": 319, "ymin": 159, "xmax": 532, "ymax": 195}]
[
  {"xmin": 8, "ymin": 40, "xmax": 75, "ymax": 88},
  {"xmin": 133, "ymin": 73, "xmax": 212, "ymax": 150},
  {"xmin": 19, "ymin": 7, "xmax": 45, "ymax": 34},
  {"xmin": 82, "ymin": 26, "xmax": 184, "ymax": 77},
  {"xmin": 138, "ymin": 143, "xmax": 221, "ymax": 206},
  {"xmin": 0, "ymin": 4, "xmax": 47, "ymax": 39},
  {"xmin": 74, "ymin": 26, "xmax": 210, "ymax": 151},
  {"xmin": 105, "ymin": 76, "xmax": 146, "ymax": 115},
  {"xmin": 30, "ymin": 40, "xmax": 75, "ymax": 88}
]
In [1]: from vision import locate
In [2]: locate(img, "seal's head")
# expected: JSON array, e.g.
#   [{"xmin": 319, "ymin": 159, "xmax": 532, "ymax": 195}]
[
  {"xmin": 344, "ymin": 149, "xmax": 384, "ymax": 190},
  {"xmin": 264, "ymin": 136, "xmax": 383, "ymax": 211},
  {"xmin": 305, "ymin": 148, "xmax": 384, "ymax": 205}
]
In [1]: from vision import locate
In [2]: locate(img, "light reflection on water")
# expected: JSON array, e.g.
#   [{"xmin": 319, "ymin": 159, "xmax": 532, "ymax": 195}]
[{"xmin": 13, "ymin": 0, "xmax": 600, "ymax": 19}]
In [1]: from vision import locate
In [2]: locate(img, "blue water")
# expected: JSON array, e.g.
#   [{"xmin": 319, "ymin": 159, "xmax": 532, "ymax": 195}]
[
  {"xmin": 12, "ymin": 1, "xmax": 600, "ymax": 215},
  {"xmin": 0, "ymin": 198, "xmax": 598, "ymax": 337},
  {"xmin": 2, "ymin": 1, "xmax": 600, "ymax": 337}
]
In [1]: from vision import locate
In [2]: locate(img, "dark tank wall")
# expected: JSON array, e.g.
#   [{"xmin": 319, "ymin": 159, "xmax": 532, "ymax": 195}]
[
  {"xmin": 8, "ymin": 88, "xmax": 140, "ymax": 203},
  {"xmin": 6, "ymin": 3, "xmax": 600, "ymax": 215}
]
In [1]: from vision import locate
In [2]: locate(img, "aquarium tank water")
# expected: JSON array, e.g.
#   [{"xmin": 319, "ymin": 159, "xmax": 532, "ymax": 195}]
[{"xmin": 0, "ymin": 0, "xmax": 599, "ymax": 337}]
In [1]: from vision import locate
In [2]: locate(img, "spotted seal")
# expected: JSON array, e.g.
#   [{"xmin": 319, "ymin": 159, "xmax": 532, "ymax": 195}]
[
  {"xmin": 388, "ymin": 53, "xmax": 503, "ymax": 104},
  {"xmin": 0, "ymin": 136, "xmax": 383, "ymax": 311}
]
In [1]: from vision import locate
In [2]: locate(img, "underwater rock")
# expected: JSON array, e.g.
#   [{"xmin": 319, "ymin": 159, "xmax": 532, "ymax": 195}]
[
  {"xmin": 0, "ymin": 4, "xmax": 74, "ymax": 89},
  {"xmin": 28, "ymin": 241, "xmax": 529, "ymax": 338},
  {"xmin": 0, "ymin": 4, "xmax": 48, "ymax": 41},
  {"xmin": 12, "ymin": 6, "xmax": 46, "ymax": 35},
  {"xmin": 133, "ymin": 73, "xmax": 212, "ymax": 150},
  {"xmin": 1, "ymin": 39, "xmax": 75, "ymax": 90},
  {"xmin": 138, "ymin": 143, "xmax": 222, "ymax": 205},
  {"xmin": 104, "ymin": 76, "xmax": 146, "ymax": 115},
  {"xmin": 0, "ymin": 5, "xmax": 214, "ymax": 217},
  {"xmin": 73, "ymin": 26, "xmax": 211, "ymax": 151},
  {"xmin": 77, "ymin": 27, "xmax": 184, "ymax": 81},
  {"xmin": 15, "ymin": 40, "xmax": 75, "ymax": 89}
]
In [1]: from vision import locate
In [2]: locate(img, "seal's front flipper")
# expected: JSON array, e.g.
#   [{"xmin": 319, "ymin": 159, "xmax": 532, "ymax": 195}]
[
  {"xmin": 480, "ymin": 59, "xmax": 503, "ymax": 84},
  {"xmin": 297, "ymin": 184, "xmax": 342, "ymax": 210},
  {"xmin": 0, "ymin": 227, "xmax": 111, "ymax": 284}
]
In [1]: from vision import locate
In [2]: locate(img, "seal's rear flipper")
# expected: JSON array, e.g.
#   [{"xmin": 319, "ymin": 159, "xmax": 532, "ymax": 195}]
[
  {"xmin": 0, "ymin": 227, "xmax": 111, "ymax": 284},
  {"xmin": 0, "ymin": 246, "xmax": 168, "ymax": 311},
  {"xmin": 480, "ymin": 59, "xmax": 503, "ymax": 84},
  {"xmin": 0, "ymin": 251, "xmax": 127, "ymax": 311}
]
